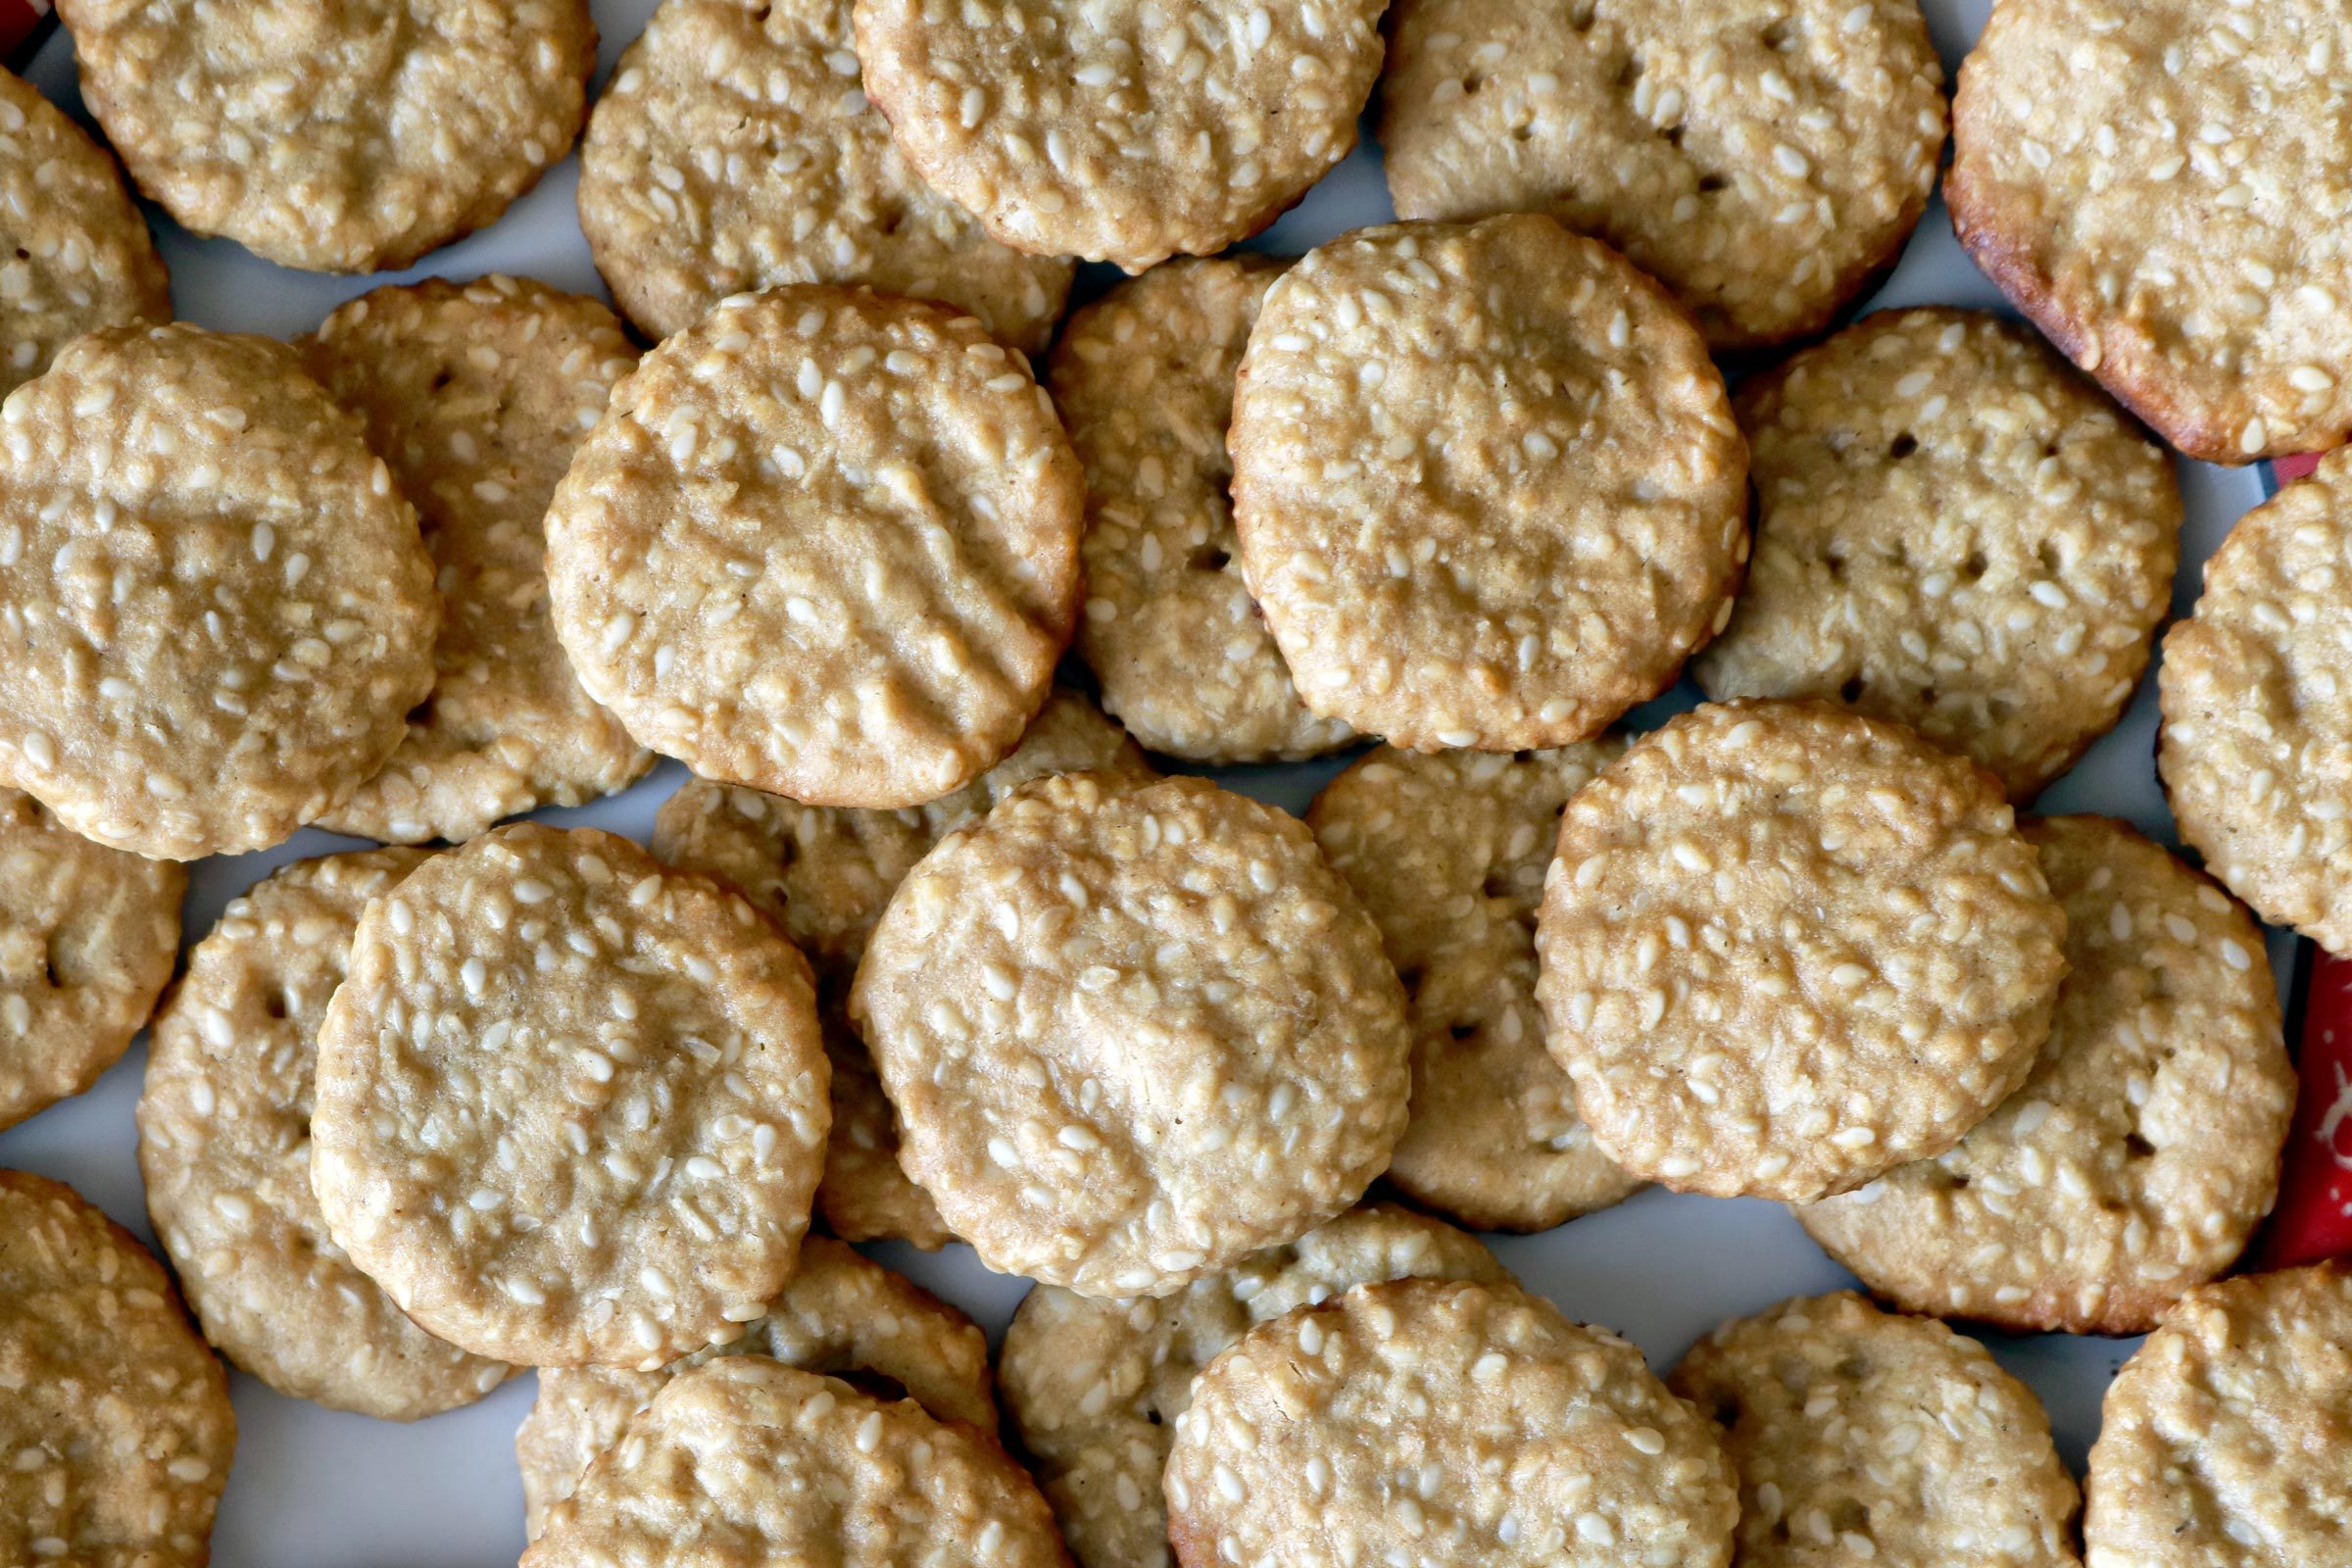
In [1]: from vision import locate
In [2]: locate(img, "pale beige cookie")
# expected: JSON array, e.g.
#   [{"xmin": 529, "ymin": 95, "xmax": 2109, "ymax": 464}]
[
  {"xmin": 0, "ymin": 1169, "xmax": 235, "ymax": 1568},
  {"xmin": 0, "ymin": 67, "xmax": 170, "ymax": 398},
  {"xmin": 1535, "ymin": 699, "xmax": 2068, "ymax": 1201},
  {"xmin": 1230, "ymin": 215, "xmax": 1747, "ymax": 752},
  {"xmin": 0, "ymin": 322, "xmax": 438, "ymax": 860},
  {"xmin": 1670, "ymin": 1292, "xmax": 2082, "ymax": 1568},
  {"xmin": 1380, "ymin": 0, "xmax": 1945, "ymax": 351},
  {"xmin": 1308, "ymin": 745, "xmax": 1641, "ymax": 1231},
  {"xmin": 579, "ymin": 0, "xmax": 1072, "ymax": 351},
  {"xmin": 137, "ymin": 849, "xmax": 514, "ymax": 1420},
  {"xmin": 1001, "ymin": 1203, "xmax": 1509, "ymax": 1568},
  {"xmin": 1053, "ymin": 258, "xmax": 1351, "ymax": 763},
  {"xmin": 1950, "ymin": 0, "xmax": 2352, "ymax": 463},
  {"xmin": 1694, "ymin": 308, "xmax": 2182, "ymax": 801},
  {"xmin": 56, "ymin": 0, "xmax": 595, "ymax": 273},
  {"xmin": 851, "ymin": 772, "xmax": 1410, "ymax": 1298},
  {"xmin": 1, "ymin": 787, "xmax": 181, "ymax": 1132},
  {"xmin": 853, "ymin": 0, "xmax": 1386, "ymax": 272},
  {"xmin": 1801, "ymin": 817, "xmax": 2295, "ymax": 1335},
  {"xmin": 297, "ymin": 276, "xmax": 650, "ymax": 846},
  {"xmin": 311, "ymin": 823, "xmax": 830, "ymax": 1369},
  {"xmin": 516, "ymin": 1236, "xmax": 996, "ymax": 1539},
  {"xmin": 523, "ymin": 1358, "xmax": 1067, "ymax": 1568},
  {"xmin": 1165, "ymin": 1276, "xmax": 1738, "ymax": 1568},
  {"xmin": 2161, "ymin": 448, "xmax": 2352, "ymax": 953},
  {"xmin": 545, "ymin": 285, "xmax": 1083, "ymax": 809},
  {"xmin": 653, "ymin": 691, "xmax": 1151, "ymax": 1249}
]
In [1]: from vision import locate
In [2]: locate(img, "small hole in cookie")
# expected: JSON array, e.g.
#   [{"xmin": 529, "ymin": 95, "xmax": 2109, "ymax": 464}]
[
  {"xmin": 428, "ymin": 368, "xmax": 454, "ymax": 393},
  {"xmin": 1397, "ymin": 965, "xmax": 1426, "ymax": 998},
  {"xmin": 1663, "ymin": 124, "xmax": 1686, "ymax": 148},
  {"xmin": 1460, "ymin": 75, "xmax": 1484, "ymax": 96},
  {"xmin": 1482, "ymin": 871, "xmax": 1515, "ymax": 900},
  {"xmin": 1190, "ymin": 546, "xmax": 1231, "ymax": 573},
  {"xmin": 1448, "ymin": 1023, "xmax": 1477, "ymax": 1043},
  {"xmin": 2036, "ymin": 540, "xmax": 2062, "ymax": 573},
  {"xmin": 406, "ymin": 695, "xmax": 437, "ymax": 727},
  {"xmin": 1838, "ymin": 676, "xmax": 1865, "ymax": 704},
  {"xmin": 1824, "ymin": 551, "xmax": 1847, "ymax": 579},
  {"xmin": 2125, "ymin": 1132, "xmax": 2156, "ymax": 1159},
  {"xmin": 1696, "ymin": 172, "xmax": 1730, "ymax": 194},
  {"xmin": 1962, "ymin": 550, "xmax": 1987, "ymax": 581},
  {"xmin": 40, "ymin": 936, "xmax": 63, "ymax": 990},
  {"xmin": 1762, "ymin": 19, "xmax": 1798, "ymax": 49},
  {"xmin": 1888, "ymin": 432, "xmax": 1918, "ymax": 460},
  {"xmin": 1511, "ymin": 122, "xmax": 1535, "ymax": 142},
  {"xmin": 12, "ymin": 248, "xmax": 26, "ymax": 262},
  {"xmin": 1145, "ymin": 1408, "xmax": 1163, "ymax": 1426},
  {"xmin": 1711, "ymin": 1396, "xmax": 1741, "ymax": 1429},
  {"xmin": 265, "ymin": 993, "xmax": 290, "ymax": 1021},
  {"xmin": 1614, "ymin": 54, "xmax": 1643, "ymax": 87}
]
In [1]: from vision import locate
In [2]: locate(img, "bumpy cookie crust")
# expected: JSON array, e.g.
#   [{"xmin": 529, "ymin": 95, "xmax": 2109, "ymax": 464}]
[
  {"xmin": 546, "ymin": 285, "xmax": 1083, "ymax": 809},
  {"xmin": 1536, "ymin": 699, "xmax": 2068, "ymax": 1201},
  {"xmin": 1309, "ymin": 745, "xmax": 1641, "ymax": 1231},
  {"xmin": 854, "ymin": 0, "xmax": 1386, "ymax": 272},
  {"xmin": 0, "ymin": 323, "xmax": 438, "ymax": 860},
  {"xmin": 1694, "ymin": 308, "xmax": 2181, "ymax": 801},
  {"xmin": 1949, "ymin": 0, "xmax": 2352, "ymax": 462},
  {"xmin": 1670, "ymin": 1292, "xmax": 2082, "ymax": 1568},
  {"xmin": 1164, "ymin": 1277, "xmax": 1738, "ymax": 1568},
  {"xmin": 1801, "ymin": 817, "xmax": 2294, "ymax": 1335},
  {"xmin": 0, "ymin": 1169, "xmax": 235, "ymax": 1568},
  {"xmin": 1, "ymin": 787, "xmax": 181, "ymax": 1132},
  {"xmin": 56, "ymin": 0, "xmax": 595, "ymax": 273},
  {"xmin": 1380, "ymin": 0, "xmax": 1945, "ymax": 351},
  {"xmin": 2083, "ymin": 1262, "xmax": 2352, "ymax": 1568},
  {"xmin": 311, "ymin": 824, "xmax": 830, "ymax": 1369},
  {"xmin": 851, "ymin": 772, "xmax": 1410, "ymax": 1298},
  {"xmin": 1230, "ymin": 216, "xmax": 1747, "ymax": 752}
]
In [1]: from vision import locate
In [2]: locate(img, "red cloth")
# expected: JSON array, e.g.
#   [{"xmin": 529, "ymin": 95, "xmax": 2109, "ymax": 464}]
[
  {"xmin": 2267, "ymin": 947, "xmax": 2352, "ymax": 1266},
  {"xmin": 0, "ymin": 0, "xmax": 50, "ymax": 68}
]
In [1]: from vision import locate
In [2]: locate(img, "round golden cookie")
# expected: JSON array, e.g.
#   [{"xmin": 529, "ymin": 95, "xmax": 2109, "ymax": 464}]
[
  {"xmin": 653, "ymin": 691, "xmax": 1152, "ymax": 1249},
  {"xmin": 516, "ymin": 1236, "xmax": 996, "ymax": 1539},
  {"xmin": 1001, "ymin": 1202, "xmax": 1509, "ymax": 1568},
  {"xmin": 1670, "ymin": 1292, "xmax": 2082, "ymax": 1568},
  {"xmin": 0, "ymin": 322, "xmax": 438, "ymax": 860},
  {"xmin": 137, "ymin": 850, "xmax": 514, "ymax": 1420},
  {"xmin": 1053, "ymin": 258, "xmax": 1351, "ymax": 764},
  {"xmin": 522, "ymin": 1357, "xmax": 1065, "ymax": 1568},
  {"xmin": 1164, "ymin": 1276, "xmax": 1738, "ymax": 1568},
  {"xmin": 1379, "ymin": 0, "xmax": 1945, "ymax": 351},
  {"xmin": 1950, "ymin": 0, "xmax": 2352, "ymax": 463},
  {"xmin": 1, "ymin": 787, "xmax": 181, "ymax": 1132},
  {"xmin": 0, "ymin": 1169, "xmax": 235, "ymax": 1568},
  {"xmin": 850, "ymin": 772, "xmax": 1410, "ymax": 1298},
  {"xmin": 1693, "ymin": 308, "xmax": 2181, "ymax": 801},
  {"xmin": 1230, "ymin": 215, "xmax": 1747, "ymax": 752},
  {"xmin": 2160, "ymin": 448, "xmax": 2352, "ymax": 953},
  {"xmin": 1308, "ymin": 744, "xmax": 1641, "ymax": 1232},
  {"xmin": 1535, "ymin": 698, "xmax": 2068, "ymax": 1202},
  {"xmin": 56, "ymin": 0, "xmax": 595, "ymax": 273},
  {"xmin": 0, "ymin": 67, "xmax": 170, "ymax": 399},
  {"xmin": 579, "ymin": 0, "xmax": 1072, "ymax": 352},
  {"xmin": 852, "ymin": 0, "xmax": 1386, "ymax": 272},
  {"xmin": 545, "ymin": 285, "xmax": 1083, "ymax": 809},
  {"xmin": 1800, "ymin": 816, "xmax": 2295, "ymax": 1336},
  {"xmin": 311, "ymin": 823, "xmax": 830, "ymax": 1369}
]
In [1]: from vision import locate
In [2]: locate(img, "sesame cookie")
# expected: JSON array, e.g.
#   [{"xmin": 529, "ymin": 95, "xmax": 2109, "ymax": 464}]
[
  {"xmin": 546, "ymin": 285, "xmax": 1083, "ymax": 809},
  {"xmin": 1379, "ymin": 0, "xmax": 1945, "ymax": 351},
  {"xmin": 653, "ymin": 691, "xmax": 1151, "ymax": 1249},
  {"xmin": 1670, "ymin": 1292, "xmax": 2082, "ymax": 1568},
  {"xmin": 1164, "ymin": 1276, "xmax": 1738, "ymax": 1568},
  {"xmin": 56, "ymin": 0, "xmax": 595, "ymax": 273},
  {"xmin": 1001, "ymin": 1202, "xmax": 1509, "ymax": 1568},
  {"xmin": 2084, "ymin": 1262, "xmax": 2352, "ymax": 1567},
  {"xmin": 579, "ymin": 0, "xmax": 1072, "ymax": 352},
  {"xmin": 523, "ymin": 1357, "xmax": 1066, "ymax": 1568},
  {"xmin": 0, "ymin": 323, "xmax": 438, "ymax": 860},
  {"xmin": 0, "ymin": 1169, "xmax": 234, "ymax": 1568},
  {"xmin": 517, "ymin": 1236, "xmax": 995, "ymax": 1538},
  {"xmin": 137, "ymin": 850, "xmax": 514, "ymax": 1420},
  {"xmin": 2160, "ymin": 449, "xmax": 2352, "ymax": 953},
  {"xmin": 1230, "ymin": 216, "xmax": 1747, "ymax": 752},
  {"xmin": 1950, "ymin": 0, "xmax": 2352, "ymax": 462},
  {"xmin": 311, "ymin": 824, "xmax": 830, "ymax": 1368},
  {"xmin": 1054, "ymin": 258, "xmax": 1351, "ymax": 763},
  {"xmin": 1693, "ymin": 308, "xmax": 2182, "ymax": 800},
  {"xmin": 853, "ymin": 0, "xmax": 1386, "ymax": 272},
  {"xmin": 851, "ymin": 772, "xmax": 1410, "ymax": 1297},
  {"xmin": 0, "ymin": 68, "xmax": 170, "ymax": 398},
  {"xmin": 1800, "ymin": 817, "xmax": 2294, "ymax": 1335},
  {"xmin": 1535, "ymin": 699, "xmax": 2068, "ymax": 1201},
  {"xmin": 1308, "ymin": 745, "xmax": 1641, "ymax": 1231},
  {"xmin": 297, "ymin": 277, "xmax": 650, "ymax": 846},
  {"xmin": 1, "ymin": 787, "xmax": 181, "ymax": 1132}
]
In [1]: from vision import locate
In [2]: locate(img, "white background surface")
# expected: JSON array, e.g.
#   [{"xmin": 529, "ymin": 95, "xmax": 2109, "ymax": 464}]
[{"xmin": 0, "ymin": 2, "xmax": 2284, "ymax": 1564}]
